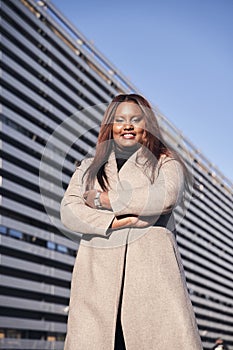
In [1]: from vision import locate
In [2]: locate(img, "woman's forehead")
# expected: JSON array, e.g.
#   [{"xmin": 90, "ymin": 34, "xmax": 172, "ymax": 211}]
[{"xmin": 114, "ymin": 101, "xmax": 143, "ymax": 116}]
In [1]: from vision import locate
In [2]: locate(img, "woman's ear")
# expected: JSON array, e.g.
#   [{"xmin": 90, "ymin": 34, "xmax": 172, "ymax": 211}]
[{"xmin": 142, "ymin": 130, "xmax": 147, "ymax": 143}]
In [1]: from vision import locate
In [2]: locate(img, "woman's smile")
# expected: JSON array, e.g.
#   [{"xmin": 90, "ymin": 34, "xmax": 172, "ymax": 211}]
[{"xmin": 121, "ymin": 132, "xmax": 136, "ymax": 139}]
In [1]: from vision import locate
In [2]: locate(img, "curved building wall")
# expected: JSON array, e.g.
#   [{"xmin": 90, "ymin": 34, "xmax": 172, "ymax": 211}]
[{"xmin": 0, "ymin": 0, "xmax": 232, "ymax": 349}]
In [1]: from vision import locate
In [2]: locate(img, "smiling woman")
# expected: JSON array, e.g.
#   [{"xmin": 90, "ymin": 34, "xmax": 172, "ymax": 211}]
[{"xmin": 60, "ymin": 94, "xmax": 203, "ymax": 350}]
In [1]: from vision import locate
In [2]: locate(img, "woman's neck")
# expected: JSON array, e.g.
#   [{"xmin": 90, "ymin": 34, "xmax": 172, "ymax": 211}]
[{"xmin": 114, "ymin": 145, "xmax": 140, "ymax": 159}]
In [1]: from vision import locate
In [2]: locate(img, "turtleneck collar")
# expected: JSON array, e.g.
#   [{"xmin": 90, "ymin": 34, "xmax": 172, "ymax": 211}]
[{"xmin": 114, "ymin": 144, "xmax": 141, "ymax": 160}]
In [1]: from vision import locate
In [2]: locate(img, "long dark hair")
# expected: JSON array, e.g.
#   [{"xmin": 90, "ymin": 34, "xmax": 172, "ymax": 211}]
[{"xmin": 84, "ymin": 94, "xmax": 189, "ymax": 192}]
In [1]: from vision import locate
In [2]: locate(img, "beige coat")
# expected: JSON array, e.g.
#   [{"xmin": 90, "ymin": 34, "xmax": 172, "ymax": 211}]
[{"xmin": 60, "ymin": 150, "xmax": 203, "ymax": 350}]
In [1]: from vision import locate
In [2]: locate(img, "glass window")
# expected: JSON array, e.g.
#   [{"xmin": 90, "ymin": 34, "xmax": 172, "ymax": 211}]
[
  {"xmin": 0, "ymin": 226, "xmax": 7, "ymax": 235},
  {"xmin": 47, "ymin": 335, "xmax": 56, "ymax": 341},
  {"xmin": 9, "ymin": 229, "xmax": 23, "ymax": 240},
  {"xmin": 47, "ymin": 241, "xmax": 56, "ymax": 250},
  {"xmin": 6, "ymin": 329, "xmax": 21, "ymax": 339},
  {"xmin": 57, "ymin": 244, "xmax": 68, "ymax": 254}
]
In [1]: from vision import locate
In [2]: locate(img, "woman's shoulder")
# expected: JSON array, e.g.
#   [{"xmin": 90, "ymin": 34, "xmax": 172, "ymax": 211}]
[
  {"xmin": 76, "ymin": 156, "xmax": 94, "ymax": 171},
  {"xmin": 159, "ymin": 153, "xmax": 183, "ymax": 171},
  {"xmin": 159, "ymin": 153, "xmax": 176, "ymax": 164}
]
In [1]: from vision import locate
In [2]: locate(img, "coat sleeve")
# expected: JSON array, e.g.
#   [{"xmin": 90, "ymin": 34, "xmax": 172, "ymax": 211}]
[
  {"xmin": 108, "ymin": 158, "xmax": 184, "ymax": 217},
  {"xmin": 60, "ymin": 161, "xmax": 115, "ymax": 236}
]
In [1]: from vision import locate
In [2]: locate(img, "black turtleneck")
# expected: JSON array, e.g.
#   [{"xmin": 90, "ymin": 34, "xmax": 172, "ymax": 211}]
[
  {"xmin": 115, "ymin": 145, "xmax": 138, "ymax": 172},
  {"xmin": 116, "ymin": 157, "xmax": 127, "ymax": 172}
]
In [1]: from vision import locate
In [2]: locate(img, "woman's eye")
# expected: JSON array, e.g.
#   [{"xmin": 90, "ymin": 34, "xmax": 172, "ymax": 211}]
[
  {"xmin": 131, "ymin": 117, "xmax": 141, "ymax": 123},
  {"xmin": 114, "ymin": 116, "xmax": 143, "ymax": 124}
]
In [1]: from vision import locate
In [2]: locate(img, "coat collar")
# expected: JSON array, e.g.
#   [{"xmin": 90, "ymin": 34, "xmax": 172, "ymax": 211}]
[
  {"xmin": 107, "ymin": 146, "xmax": 164, "ymax": 170},
  {"xmin": 105, "ymin": 146, "xmax": 155, "ymax": 188},
  {"xmin": 105, "ymin": 146, "xmax": 166, "ymax": 188},
  {"xmin": 107, "ymin": 146, "xmax": 144, "ymax": 171}
]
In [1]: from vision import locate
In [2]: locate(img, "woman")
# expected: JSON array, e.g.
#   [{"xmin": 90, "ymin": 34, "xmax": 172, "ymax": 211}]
[{"xmin": 60, "ymin": 94, "xmax": 203, "ymax": 349}]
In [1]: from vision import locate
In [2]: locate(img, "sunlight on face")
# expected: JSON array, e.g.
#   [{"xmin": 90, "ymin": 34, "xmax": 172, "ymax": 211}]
[{"xmin": 112, "ymin": 102, "xmax": 146, "ymax": 151}]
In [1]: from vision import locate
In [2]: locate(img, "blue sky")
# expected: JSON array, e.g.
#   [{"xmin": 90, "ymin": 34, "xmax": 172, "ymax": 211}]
[{"xmin": 50, "ymin": 0, "xmax": 233, "ymax": 184}]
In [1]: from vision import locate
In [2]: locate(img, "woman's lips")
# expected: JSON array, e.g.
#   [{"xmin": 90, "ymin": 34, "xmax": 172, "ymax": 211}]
[{"xmin": 121, "ymin": 133, "xmax": 136, "ymax": 139}]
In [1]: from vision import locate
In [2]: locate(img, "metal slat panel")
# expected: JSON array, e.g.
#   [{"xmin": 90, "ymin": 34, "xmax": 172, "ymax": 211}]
[
  {"xmin": 181, "ymin": 249, "xmax": 233, "ymax": 287},
  {"xmin": 178, "ymin": 226, "xmax": 233, "ymax": 263},
  {"xmin": 1, "ymin": 85, "xmax": 97, "ymax": 158},
  {"xmin": 6, "ymin": 0, "xmax": 119, "ymax": 99},
  {"xmin": 0, "ymin": 316, "xmax": 66, "ymax": 332},
  {"xmin": 1, "ymin": 0, "xmax": 116, "ymax": 100},
  {"xmin": 1, "ymin": 235, "xmax": 75, "ymax": 267},
  {"xmin": 2, "ymin": 107, "xmax": 89, "ymax": 168},
  {"xmin": 193, "ymin": 162, "xmax": 233, "ymax": 207},
  {"xmin": 197, "ymin": 318, "xmax": 233, "ymax": 333},
  {"xmin": 2, "ymin": 141, "xmax": 71, "ymax": 184},
  {"xmin": 2, "ymin": 52, "xmax": 102, "ymax": 143},
  {"xmin": 1, "ymin": 18, "xmax": 51, "ymax": 66},
  {"xmin": 2, "ymin": 197, "xmax": 58, "ymax": 229},
  {"xmin": 1, "ymin": 36, "xmax": 51, "ymax": 80},
  {"xmin": 187, "ymin": 281, "xmax": 232, "ymax": 305},
  {"xmin": 2, "ymin": 159, "xmax": 70, "ymax": 196},
  {"xmin": 0, "ymin": 295, "xmax": 67, "ymax": 315},
  {"xmin": 193, "ymin": 195, "xmax": 232, "ymax": 232},
  {"xmin": 1, "ymin": 122, "xmax": 75, "ymax": 182},
  {"xmin": 193, "ymin": 305, "xmax": 233, "ymax": 325},
  {"xmin": 2, "ymin": 178, "xmax": 60, "ymax": 215},
  {"xmin": 179, "ymin": 236, "xmax": 233, "ymax": 276},
  {"xmin": 1, "ymin": 255, "xmax": 71, "ymax": 282},
  {"xmin": 191, "ymin": 294, "xmax": 233, "ymax": 318},
  {"xmin": 177, "ymin": 212, "xmax": 233, "ymax": 254},
  {"xmin": 192, "ymin": 180, "xmax": 233, "ymax": 220},
  {"xmin": 0, "ymin": 275, "xmax": 70, "ymax": 298},
  {"xmin": 1, "ymin": 216, "xmax": 79, "ymax": 250},
  {"xmin": 183, "ymin": 259, "xmax": 233, "ymax": 290},
  {"xmin": 0, "ymin": 338, "xmax": 64, "ymax": 350},
  {"xmin": 185, "ymin": 206, "xmax": 233, "ymax": 246}
]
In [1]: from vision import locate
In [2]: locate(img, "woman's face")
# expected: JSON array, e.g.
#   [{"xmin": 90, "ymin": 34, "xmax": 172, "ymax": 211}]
[{"xmin": 112, "ymin": 101, "xmax": 146, "ymax": 151}]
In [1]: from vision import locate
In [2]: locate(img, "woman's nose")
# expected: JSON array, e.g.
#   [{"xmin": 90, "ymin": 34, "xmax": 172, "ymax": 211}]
[{"xmin": 123, "ymin": 122, "xmax": 134, "ymax": 129}]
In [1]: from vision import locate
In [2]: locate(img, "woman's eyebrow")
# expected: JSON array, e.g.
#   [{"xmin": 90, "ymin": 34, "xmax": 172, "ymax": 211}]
[{"xmin": 114, "ymin": 114, "xmax": 143, "ymax": 118}]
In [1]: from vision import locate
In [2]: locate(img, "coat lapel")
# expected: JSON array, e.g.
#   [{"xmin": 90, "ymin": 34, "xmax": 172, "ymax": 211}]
[
  {"xmin": 104, "ymin": 151, "xmax": 119, "ymax": 190},
  {"xmin": 104, "ymin": 148, "xmax": 150, "ymax": 191},
  {"xmin": 98, "ymin": 147, "xmax": 162, "ymax": 192}
]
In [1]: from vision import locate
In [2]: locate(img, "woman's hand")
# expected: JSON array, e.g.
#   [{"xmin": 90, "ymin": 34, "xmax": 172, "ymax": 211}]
[
  {"xmin": 83, "ymin": 190, "xmax": 112, "ymax": 210},
  {"xmin": 133, "ymin": 216, "xmax": 156, "ymax": 228},
  {"xmin": 110, "ymin": 215, "xmax": 155, "ymax": 229},
  {"xmin": 99, "ymin": 191, "xmax": 112, "ymax": 209}
]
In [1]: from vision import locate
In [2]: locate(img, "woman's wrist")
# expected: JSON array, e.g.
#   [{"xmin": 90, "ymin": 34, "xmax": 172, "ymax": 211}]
[
  {"xmin": 99, "ymin": 191, "xmax": 111, "ymax": 210},
  {"xmin": 94, "ymin": 190, "xmax": 102, "ymax": 209},
  {"xmin": 83, "ymin": 189, "xmax": 112, "ymax": 210}
]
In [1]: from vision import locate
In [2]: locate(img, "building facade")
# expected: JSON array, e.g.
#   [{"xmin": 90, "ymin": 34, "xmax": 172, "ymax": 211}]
[{"xmin": 0, "ymin": 0, "xmax": 232, "ymax": 349}]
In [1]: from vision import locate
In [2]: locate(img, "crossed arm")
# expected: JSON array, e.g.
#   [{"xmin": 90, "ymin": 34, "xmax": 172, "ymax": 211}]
[
  {"xmin": 60, "ymin": 158, "xmax": 184, "ymax": 236},
  {"xmin": 83, "ymin": 190, "xmax": 156, "ymax": 229}
]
